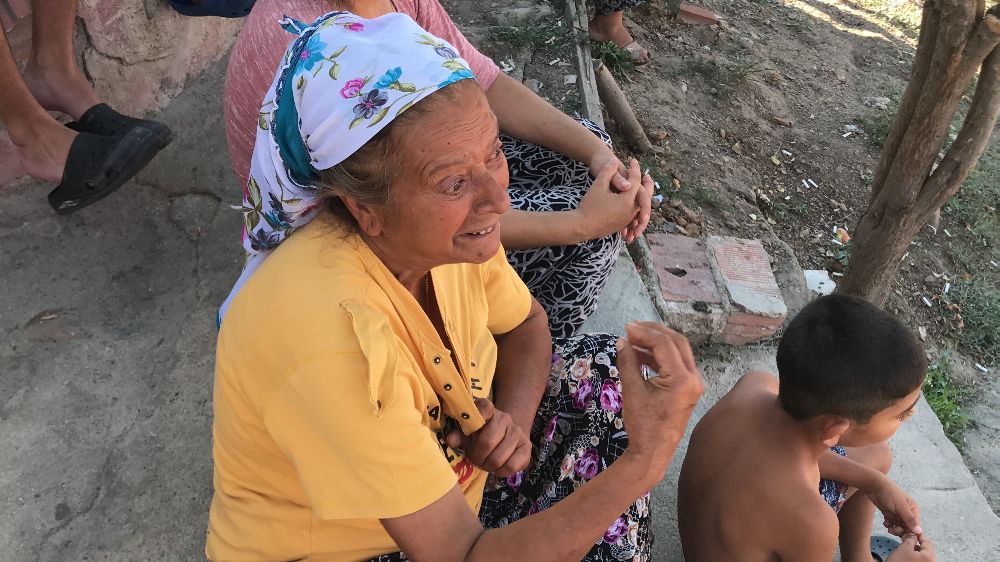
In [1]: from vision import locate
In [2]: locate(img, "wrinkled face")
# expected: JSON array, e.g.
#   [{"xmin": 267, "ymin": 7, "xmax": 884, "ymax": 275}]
[
  {"xmin": 839, "ymin": 387, "xmax": 922, "ymax": 447},
  {"xmin": 371, "ymin": 87, "xmax": 510, "ymax": 267}
]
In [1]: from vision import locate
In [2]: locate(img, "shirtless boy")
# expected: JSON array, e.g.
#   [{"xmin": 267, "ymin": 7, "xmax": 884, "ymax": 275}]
[{"xmin": 678, "ymin": 294, "xmax": 936, "ymax": 562}]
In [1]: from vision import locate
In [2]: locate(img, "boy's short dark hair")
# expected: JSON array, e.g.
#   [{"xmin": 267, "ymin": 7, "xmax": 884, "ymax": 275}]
[{"xmin": 777, "ymin": 294, "xmax": 927, "ymax": 423}]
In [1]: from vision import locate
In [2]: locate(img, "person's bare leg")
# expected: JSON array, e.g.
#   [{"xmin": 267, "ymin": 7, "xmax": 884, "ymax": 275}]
[
  {"xmin": 22, "ymin": 0, "xmax": 101, "ymax": 120},
  {"xmin": 588, "ymin": 10, "xmax": 649, "ymax": 63},
  {"xmin": 0, "ymin": 28, "xmax": 75, "ymax": 183},
  {"xmin": 839, "ymin": 442, "xmax": 893, "ymax": 562},
  {"xmin": 588, "ymin": 11, "xmax": 632, "ymax": 47}
]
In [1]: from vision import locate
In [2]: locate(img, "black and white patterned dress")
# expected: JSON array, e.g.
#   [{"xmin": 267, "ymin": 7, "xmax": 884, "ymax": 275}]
[
  {"xmin": 502, "ymin": 119, "xmax": 624, "ymax": 339},
  {"xmin": 593, "ymin": 0, "xmax": 645, "ymax": 16}
]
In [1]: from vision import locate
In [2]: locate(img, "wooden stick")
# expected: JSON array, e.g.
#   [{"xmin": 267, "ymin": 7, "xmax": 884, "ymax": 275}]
[
  {"xmin": 593, "ymin": 62, "xmax": 654, "ymax": 153},
  {"xmin": 564, "ymin": 0, "xmax": 604, "ymax": 128}
]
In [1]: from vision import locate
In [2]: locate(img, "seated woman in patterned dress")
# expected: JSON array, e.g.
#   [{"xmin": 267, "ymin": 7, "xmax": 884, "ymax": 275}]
[
  {"xmin": 220, "ymin": 0, "xmax": 653, "ymax": 339},
  {"xmin": 207, "ymin": 12, "xmax": 702, "ymax": 561}
]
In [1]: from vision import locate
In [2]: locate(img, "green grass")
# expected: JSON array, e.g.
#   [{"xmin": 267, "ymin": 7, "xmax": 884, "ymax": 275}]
[
  {"xmin": 674, "ymin": 57, "xmax": 768, "ymax": 98},
  {"xmin": 942, "ymin": 137, "xmax": 999, "ymax": 366},
  {"xmin": 943, "ymin": 277, "xmax": 1000, "ymax": 366},
  {"xmin": 855, "ymin": 91, "xmax": 900, "ymax": 148},
  {"xmin": 560, "ymin": 89, "xmax": 582, "ymax": 115},
  {"xmin": 945, "ymin": 142, "xmax": 1000, "ymax": 246},
  {"xmin": 489, "ymin": 25, "xmax": 567, "ymax": 50},
  {"xmin": 677, "ymin": 178, "xmax": 722, "ymax": 209},
  {"xmin": 593, "ymin": 41, "xmax": 637, "ymax": 84},
  {"xmin": 922, "ymin": 356, "xmax": 972, "ymax": 448},
  {"xmin": 857, "ymin": 111, "xmax": 894, "ymax": 148}
]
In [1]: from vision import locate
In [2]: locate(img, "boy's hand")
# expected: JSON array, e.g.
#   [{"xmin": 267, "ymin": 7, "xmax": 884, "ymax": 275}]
[
  {"xmin": 886, "ymin": 534, "xmax": 936, "ymax": 561},
  {"xmin": 867, "ymin": 477, "xmax": 924, "ymax": 541}
]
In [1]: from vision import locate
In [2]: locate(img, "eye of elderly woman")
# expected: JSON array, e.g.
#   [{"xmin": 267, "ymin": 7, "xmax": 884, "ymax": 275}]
[{"xmin": 437, "ymin": 138, "xmax": 504, "ymax": 194}]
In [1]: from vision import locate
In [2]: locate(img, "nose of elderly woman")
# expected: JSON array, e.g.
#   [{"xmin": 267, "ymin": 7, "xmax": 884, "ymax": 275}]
[{"xmin": 472, "ymin": 167, "xmax": 511, "ymax": 216}]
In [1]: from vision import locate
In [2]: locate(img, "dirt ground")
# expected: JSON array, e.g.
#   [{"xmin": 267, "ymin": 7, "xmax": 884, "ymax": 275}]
[{"xmin": 444, "ymin": 0, "xmax": 999, "ymax": 514}]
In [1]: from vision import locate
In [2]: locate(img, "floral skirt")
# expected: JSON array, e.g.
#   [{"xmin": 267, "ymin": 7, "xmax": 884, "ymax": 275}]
[{"xmin": 367, "ymin": 333, "xmax": 652, "ymax": 562}]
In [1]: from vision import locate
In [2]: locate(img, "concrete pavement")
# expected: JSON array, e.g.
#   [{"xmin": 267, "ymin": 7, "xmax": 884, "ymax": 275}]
[{"xmin": 1, "ymin": 55, "xmax": 998, "ymax": 561}]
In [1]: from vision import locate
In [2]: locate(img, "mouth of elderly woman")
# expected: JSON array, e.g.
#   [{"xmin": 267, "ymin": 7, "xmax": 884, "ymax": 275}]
[{"xmin": 459, "ymin": 223, "xmax": 498, "ymax": 238}]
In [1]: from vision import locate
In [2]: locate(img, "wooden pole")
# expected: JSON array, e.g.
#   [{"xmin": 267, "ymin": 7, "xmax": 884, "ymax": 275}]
[{"xmin": 594, "ymin": 62, "xmax": 654, "ymax": 154}]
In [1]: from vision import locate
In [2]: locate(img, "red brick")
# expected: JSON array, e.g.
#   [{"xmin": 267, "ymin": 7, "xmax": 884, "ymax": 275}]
[
  {"xmin": 723, "ymin": 313, "xmax": 784, "ymax": 329},
  {"xmin": 707, "ymin": 236, "xmax": 787, "ymax": 345},
  {"xmin": 646, "ymin": 233, "xmax": 722, "ymax": 305},
  {"xmin": 677, "ymin": 3, "xmax": 720, "ymax": 26},
  {"xmin": 709, "ymin": 237, "xmax": 785, "ymax": 314}
]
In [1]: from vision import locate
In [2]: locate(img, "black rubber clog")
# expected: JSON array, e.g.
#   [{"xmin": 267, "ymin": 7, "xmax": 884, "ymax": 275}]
[
  {"xmin": 67, "ymin": 103, "xmax": 174, "ymax": 148},
  {"xmin": 47, "ymin": 128, "xmax": 162, "ymax": 215}
]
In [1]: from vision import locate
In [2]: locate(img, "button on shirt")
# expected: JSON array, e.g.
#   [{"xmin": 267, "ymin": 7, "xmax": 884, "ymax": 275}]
[{"xmin": 207, "ymin": 215, "xmax": 532, "ymax": 561}]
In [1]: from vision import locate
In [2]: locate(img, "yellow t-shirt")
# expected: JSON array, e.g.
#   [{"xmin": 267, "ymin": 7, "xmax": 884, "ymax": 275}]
[{"xmin": 207, "ymin": 216, "xmax": 532, "ymax": 561}]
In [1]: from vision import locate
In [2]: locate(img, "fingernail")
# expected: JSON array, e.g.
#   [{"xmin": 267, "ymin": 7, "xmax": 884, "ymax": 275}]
[
  {"xmin": 621, "ymin": 180, "xmax": 632, "ymax": 188},
  {"xmin": 615, "ymin": 338, "xmax": 625, "ymax": 350},
  {"xmin": 914, "ymin": 526, "xmax": 923, "ymax": 534}
]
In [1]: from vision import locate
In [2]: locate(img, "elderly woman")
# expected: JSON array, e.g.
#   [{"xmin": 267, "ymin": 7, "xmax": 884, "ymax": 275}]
[
  {"xmin": 221, "ymin": 0, "xmax": 653, "ymax": 338},
  {"xmin": 208, "ymin": 12, "xmax": 702, "ymax": 562}
]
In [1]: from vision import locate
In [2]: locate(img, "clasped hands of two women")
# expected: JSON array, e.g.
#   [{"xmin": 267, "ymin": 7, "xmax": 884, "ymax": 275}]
[{"xmin": 446, "ymin": 322, "xmax": 705, "ymax": 484}]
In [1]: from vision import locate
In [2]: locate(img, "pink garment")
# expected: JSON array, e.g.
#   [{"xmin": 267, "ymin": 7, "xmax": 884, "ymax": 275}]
[{"xmin": 223, "ymin": 0, "xmax": 500, "ymax": 186}]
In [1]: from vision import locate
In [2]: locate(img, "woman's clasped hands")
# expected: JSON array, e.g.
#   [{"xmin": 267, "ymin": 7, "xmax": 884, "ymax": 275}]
[{"xmin": 577, "ymin": 155, "xmax": 653, "ymax": 243}]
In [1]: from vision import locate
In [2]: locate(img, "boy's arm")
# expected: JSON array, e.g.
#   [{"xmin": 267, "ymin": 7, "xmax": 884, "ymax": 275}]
[{"xmin": 819, "ymin": 451, "xmax": 924, "ymax": 539}]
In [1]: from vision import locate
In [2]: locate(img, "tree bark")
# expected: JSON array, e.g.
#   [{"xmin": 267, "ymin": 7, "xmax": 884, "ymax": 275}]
[{"xmin": 837, "ymin": 2, "xmax": 1000, "ymax": 305}]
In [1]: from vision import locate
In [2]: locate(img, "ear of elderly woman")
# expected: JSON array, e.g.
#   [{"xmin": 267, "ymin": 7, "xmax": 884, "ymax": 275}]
[
  {"xmin": 208, "ymin": 12, "xmax": 702, "ymax": 562},
  {"xmin": 221, "ymin": 0, "xmax": 652, "ymax": 341}
]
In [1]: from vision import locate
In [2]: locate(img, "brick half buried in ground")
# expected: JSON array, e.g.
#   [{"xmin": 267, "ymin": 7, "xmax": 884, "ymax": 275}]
[
  {"xmin": 706, "ymin": 236, "xmax": 787, "ymax": 345},
  {"xmin": 646, "ymin": 233, "xmax": 727, "ymax": 344}
]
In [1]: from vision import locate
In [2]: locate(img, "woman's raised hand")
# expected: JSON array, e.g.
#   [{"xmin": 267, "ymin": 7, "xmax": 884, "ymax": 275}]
[
  {"xmin": 615, "ymin": 322, "xmax": 704, "ymax": 484},
  {"xmin": 575, "ymin": 158, "xmax": 651, "ymax": 242}
]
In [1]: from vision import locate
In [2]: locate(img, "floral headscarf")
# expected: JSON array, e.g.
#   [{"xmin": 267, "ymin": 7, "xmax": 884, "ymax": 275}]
[{"xmin": 219, "ymin": 11, "xmax": 476, "ymax": 322}]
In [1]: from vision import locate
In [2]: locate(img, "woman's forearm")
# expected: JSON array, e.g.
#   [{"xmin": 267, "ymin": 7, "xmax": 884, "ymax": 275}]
[
  {"xmin": 467, "ymin": 451, "xmax": 658, "ymax": 562},
  {"xmin": 500, "ymin": 208, "xmax": 586, "ymax": 250},
  {"xmin": 493, "ymin": 299, "xmax": 552, "ymax": 433},
  {"xmin": 486, "ymin": 73, "xmax": 609, "ymax": 164}
]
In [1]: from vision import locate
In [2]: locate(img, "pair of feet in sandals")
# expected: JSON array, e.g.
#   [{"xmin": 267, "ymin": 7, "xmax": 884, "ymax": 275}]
[
  {"xmin": 18, "ymin": 105, "xmax": 174, "ymax": 215},
  {"xmin": 588, "ymin": 11, "xmax": 651, "ymax": 65}
]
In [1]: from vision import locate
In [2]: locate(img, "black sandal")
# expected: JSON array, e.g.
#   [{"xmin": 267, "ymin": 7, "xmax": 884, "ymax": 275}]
[
  {"xmin": 48, "ymin": 128, "xmax": 163, "ymax": 215},
  {"xmin": 67, "ymin": 103, "xmax": 174, "ymax": 148}
]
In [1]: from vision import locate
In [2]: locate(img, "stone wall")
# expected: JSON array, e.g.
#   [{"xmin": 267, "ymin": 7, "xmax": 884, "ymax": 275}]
[
  {"xmin": 76, "ymin": 0, "xmax": 242, "ymax": 115},
  {"xmin": 1, "ymin": 1, "xmax": 242, "ymax": 186}
]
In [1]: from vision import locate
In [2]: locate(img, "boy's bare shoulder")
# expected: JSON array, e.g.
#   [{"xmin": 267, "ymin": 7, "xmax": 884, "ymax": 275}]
[
  {"xmin": 736, "ymin": 370, "xmax": 779, "ymax": 391},
  {"xmin": 714, "ymin": 370, "xmax": 778, "ymax": 409}
]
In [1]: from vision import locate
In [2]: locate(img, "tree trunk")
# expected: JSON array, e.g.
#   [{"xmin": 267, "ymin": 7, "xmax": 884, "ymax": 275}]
[{"xmin": 837, "ymin": 1, "xmax": 1000, "ymax": 306}]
